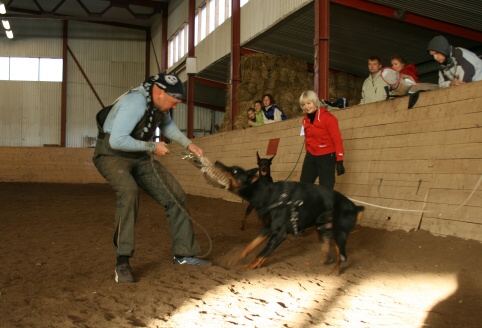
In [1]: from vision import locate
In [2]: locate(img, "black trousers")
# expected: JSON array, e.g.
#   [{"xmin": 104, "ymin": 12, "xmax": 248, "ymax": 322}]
[{"xmin": 300, "ymin": 152, "xmax": 336, "ymax": 190}]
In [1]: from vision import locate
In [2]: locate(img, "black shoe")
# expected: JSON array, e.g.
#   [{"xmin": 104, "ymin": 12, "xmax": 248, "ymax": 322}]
[{"xmin": 115, "ymin": 264, "xmax": 133, "ymax": 283}]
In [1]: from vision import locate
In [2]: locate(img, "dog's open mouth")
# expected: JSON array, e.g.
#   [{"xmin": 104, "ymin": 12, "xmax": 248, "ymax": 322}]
[{"xmin": 260, "ymin": 170, "xmax": 268, "ymax": 176}]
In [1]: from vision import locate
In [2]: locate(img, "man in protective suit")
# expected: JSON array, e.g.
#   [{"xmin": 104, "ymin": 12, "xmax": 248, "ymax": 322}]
[{"xmin": 93, "ymin": 73, "xmax": 211, "ymax": 284}]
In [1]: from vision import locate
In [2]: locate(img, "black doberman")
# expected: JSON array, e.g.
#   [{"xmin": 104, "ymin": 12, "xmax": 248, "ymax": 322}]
[
  {"xmin": 240, "ymin": 151, "xmax": 275, "ymax": 230},
  {"xmin": 215, "ymin": 161, "xmax": 364, "ymax": 275}
]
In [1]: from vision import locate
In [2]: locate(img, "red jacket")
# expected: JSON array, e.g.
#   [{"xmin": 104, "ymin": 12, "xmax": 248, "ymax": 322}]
[
  {"xmin": 401, "ymin": 63, "xmax": 420, "ymax": 83},
  {"xmin": 302, "ymin": 107, "xmax": 344, "ymax": 161}
]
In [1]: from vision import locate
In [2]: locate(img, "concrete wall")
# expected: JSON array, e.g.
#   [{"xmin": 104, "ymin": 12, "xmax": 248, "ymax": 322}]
[
  {"xmin": 0, "ymin": 19, "xmax": 146, "ymax": 148},
  {"xmin": 1, "ymin": 82, "xmax": 481, "ymax": 241}
]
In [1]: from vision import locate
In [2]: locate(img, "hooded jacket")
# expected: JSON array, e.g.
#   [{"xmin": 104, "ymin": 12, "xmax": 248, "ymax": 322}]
[
  {"xmin": 400, "ymin": 63, "xmax": 419, "ymax": 83},
  {"xmin": 301, "ymin": 107, "xmax": 344, "ymax": 161},
  {"xmin": 427, "ymin": 35, "xmax": 482, "ymax": 88},
  {"xmin": 359, "ymin": 70, "xmax": 390, "ymax": 105},
  {"xmin": 263, "ymin": 104, "xmax": 287, "ymax": 123},
  {"xmin": 251, "ymin": 110, "xmax": 265, "ymax": 126}
]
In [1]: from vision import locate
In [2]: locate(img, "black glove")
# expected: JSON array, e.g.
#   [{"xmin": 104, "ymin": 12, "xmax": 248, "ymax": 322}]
[{"xmin": 336, "ymin": 161, "xmax": 345, "ymax": 176}]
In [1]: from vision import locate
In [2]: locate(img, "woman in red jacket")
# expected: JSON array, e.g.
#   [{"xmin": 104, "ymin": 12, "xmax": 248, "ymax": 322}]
[
  {"xmin": 391, "ymin": 54, "xmax": 420, "ymax": 83},
  {"xmin": 299, "ymin": 90, "xmax": 345, "ymax": 190}
]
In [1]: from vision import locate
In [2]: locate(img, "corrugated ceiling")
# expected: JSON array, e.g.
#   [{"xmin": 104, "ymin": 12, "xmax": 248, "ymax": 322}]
[
  {"xmin": 197, "ymin": 0, "xmax": 482, "ymax": 108},
  {"xmin": 3, "ymin": 0, "xmax": 481, "ymax": 109}
]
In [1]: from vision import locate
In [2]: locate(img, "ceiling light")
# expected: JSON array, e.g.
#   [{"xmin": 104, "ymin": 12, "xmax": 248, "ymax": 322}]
[
  {"xmin": 6, "ymin": 29, "xmax": 13, "ymax": 39},
  {"xmin": 0, "ymin": 3, "xmax": 6, "ymax": 15},
  {"xmin": 2, "ymin": 19, "xmax": 9, "ymax": 29}
]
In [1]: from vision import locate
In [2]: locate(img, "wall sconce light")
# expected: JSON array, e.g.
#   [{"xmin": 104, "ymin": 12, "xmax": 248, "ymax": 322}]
[
  {"xmin": 6, "ymin": 29, "xmax": 13, "ymax": 39},
  {"xmin": 2, "ymin": 19, "xmax": 10, "ymax": 29},
  {"xmin": 0, "ymin": 3, "xmax": 6, "ymax": 15},
  {"xmin": 186, "ymin": 57, "xmax": 197, "ymax": 75}
]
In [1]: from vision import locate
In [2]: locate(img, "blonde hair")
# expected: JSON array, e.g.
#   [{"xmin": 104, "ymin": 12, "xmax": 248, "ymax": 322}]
[{"xmin": 299, "ymin": 90, "xmax": 322, "ymax": 109}]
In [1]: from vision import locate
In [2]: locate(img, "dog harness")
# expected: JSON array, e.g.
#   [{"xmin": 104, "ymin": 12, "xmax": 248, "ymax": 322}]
[{"xmin": 260, "ymin": 183, "xmax": 304, "ymax": 237}]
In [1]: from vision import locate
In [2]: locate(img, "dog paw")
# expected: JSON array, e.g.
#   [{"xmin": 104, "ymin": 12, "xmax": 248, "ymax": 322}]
[
  {"xmin": 239, "ymin": 257, "xmax": 266, "ymax": 270},
  {"xmin": 227, "ymin": 255, "xmax": 243, "ymax": 267},
  {"xmin": 238, "ymin": 264, "xmax": 253, "ymax": 270},
  {"xmin": 329, "ymin": 264, "xmax": 341, "ymax": 276},
  {"xmin": 324, "ymin": 258, "xmax": 335, "ymax": 265}
]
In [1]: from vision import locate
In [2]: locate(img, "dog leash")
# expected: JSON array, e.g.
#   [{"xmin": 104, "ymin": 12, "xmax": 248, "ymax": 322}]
[
  {"xmin": 149, "ymin": 151, "xmax": 213, "ymax": 259},
  {"xmin": 283, "ymin": 140, "xmax": 305, "ymax": 181},
  {"xmin": 170, "ymin": 149, "xmax": 230, "ymax": 189},
  {"xmin": 170, "ymin": 149, "xmax": 203, "ymax": 169}
]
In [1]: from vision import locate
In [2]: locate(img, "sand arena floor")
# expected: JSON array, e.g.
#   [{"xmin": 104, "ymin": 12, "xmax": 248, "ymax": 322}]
[{"xmin": 1, "ymin": 182, "xmax": 480, "ymax": 327}]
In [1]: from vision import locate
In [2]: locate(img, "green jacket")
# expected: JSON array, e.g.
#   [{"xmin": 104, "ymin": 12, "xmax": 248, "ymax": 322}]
[{"xmin": 252, "ymin": 110, "xmax": 265, "ymax": 126}]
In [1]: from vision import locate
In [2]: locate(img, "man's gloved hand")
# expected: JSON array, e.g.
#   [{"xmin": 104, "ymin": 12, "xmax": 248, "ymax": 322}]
[{"xmin": 336, "ymin": 161, "xmax": 345, "ymax": 176}]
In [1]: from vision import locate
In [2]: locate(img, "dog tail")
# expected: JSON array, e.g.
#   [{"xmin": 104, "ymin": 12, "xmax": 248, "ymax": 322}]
[{"xmin": 356, "ymin": 206, "xmax": 365, "ymax": 224}]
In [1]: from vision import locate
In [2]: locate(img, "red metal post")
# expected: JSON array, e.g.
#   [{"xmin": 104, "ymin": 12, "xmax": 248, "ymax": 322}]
[
  {"xmin": 230, "ymin": 0, "xmax": 241, "ymax": 130},
  {"xmin": 145, "ymin": 28, "xmax": 151, "ymax": 78},
  {"xmin": 187, "ymin": 0, "xmax": 196, "ymax": 138},
  {"xmin": 161, "ymin": 9, "xmax": 168, "ymax": 73},
  {"xmin": 61, "ymin": 20, "xmax": 68, "ymax": 147},
  {"xmin": 314, "ymin": 0, "xmax": 330, "ymax": 100}
]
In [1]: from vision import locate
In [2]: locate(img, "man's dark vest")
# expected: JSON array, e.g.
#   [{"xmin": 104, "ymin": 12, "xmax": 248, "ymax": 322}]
[{"xmin": 96, "ymin": 101, "xmax": 162, "ymax": 142}]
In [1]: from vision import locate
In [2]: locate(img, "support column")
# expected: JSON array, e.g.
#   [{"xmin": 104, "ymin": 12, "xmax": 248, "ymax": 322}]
[
  {"xmin": 145, "ymin": 28, "xmax": 151, "ymax": 78},
  {"xmin": 314, "ymin": 0, "xmax": 330, "ymax": 100},
  {"xmin": 61, "ymin": 20, "xmax": 68, "ymax": 147},
  {"xmin": 230, "ymin": 0, "xmax": 241, "ymax": 130},
  {"xmin": 161, "ymin": 9, "xmax": 168, "ymax": 73},
  {"xmin": 187, "ymin": 0, "xmax": 196, "ymax": 138}
]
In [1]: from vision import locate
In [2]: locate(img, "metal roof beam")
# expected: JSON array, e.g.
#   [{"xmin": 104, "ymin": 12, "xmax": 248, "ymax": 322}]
[
  {"xmin": 332, "ymin": 0, "xmax": 482, "ymax": 42},
  {"xmin": 194, "ymin": 77, "xmax": 227, "ymax": 89},
  {"xmin": 100, "ymin": 0, "xmax": 167, "ymax": 11}
]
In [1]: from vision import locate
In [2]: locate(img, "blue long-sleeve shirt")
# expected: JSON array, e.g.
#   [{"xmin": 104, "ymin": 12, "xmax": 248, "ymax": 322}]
[{"xmin": 103, "ymin": 85, "xmax": 191, "ymax": 152}]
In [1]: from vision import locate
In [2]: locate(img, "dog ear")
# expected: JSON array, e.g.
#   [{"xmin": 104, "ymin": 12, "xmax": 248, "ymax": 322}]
[
  {"xmin": 269, "ymin": 154, "xmax": 276, "ymax": 163},
  {"xmin": 256, "ymin": 151, "xmax": 261, "ymax": 163}
]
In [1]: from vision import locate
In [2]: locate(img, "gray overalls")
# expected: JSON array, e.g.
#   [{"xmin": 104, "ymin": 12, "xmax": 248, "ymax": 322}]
[{"xmin": 92, "ymin": 104, "xmax": 200, "ymax": 258}]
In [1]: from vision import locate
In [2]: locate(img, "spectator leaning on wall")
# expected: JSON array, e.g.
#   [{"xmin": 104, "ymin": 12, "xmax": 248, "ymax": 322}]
[
  {"xmin": 359, "ymin": 56, "xmax": 390, "ymax": 105},
  {"xmin": 427, "ymin": 35, "xmax": 482, "ymax": 88}
]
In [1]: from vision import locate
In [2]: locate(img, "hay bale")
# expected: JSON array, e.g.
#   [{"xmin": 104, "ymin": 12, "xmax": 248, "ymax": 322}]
[
  {"xmin": 328, "ymin": 72, "xmax": 364, "ymax": 107},
  {"xmin": 237, "ymin": 87, "xmax": 254, "ymax": 103},
  {"xmin": 223, "ymin": 53, "xmax": 363, "ymax": 129},
  {"xmin": 218, "ymin": 111, "xmax": 232, "ymax": 132}
]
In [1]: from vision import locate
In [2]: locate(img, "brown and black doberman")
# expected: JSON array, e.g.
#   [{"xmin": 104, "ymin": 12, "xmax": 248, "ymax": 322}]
[{"xmin": 216, "ymin": 161, "xmax": 364, "ymax": 275}]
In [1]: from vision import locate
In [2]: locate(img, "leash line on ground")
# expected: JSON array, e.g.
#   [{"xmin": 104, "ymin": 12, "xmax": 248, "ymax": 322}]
[
  {"xmin": 348, "ymin": 174, "xmax": 482, "ymax": 215},
  {"xmin": 151, "ymin": 152, "xmax": 212, "ymax": 259},
  {"xmin": 278, "ymin": 138, "xmax": 481, "ymax": 218}
]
